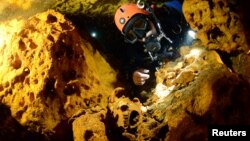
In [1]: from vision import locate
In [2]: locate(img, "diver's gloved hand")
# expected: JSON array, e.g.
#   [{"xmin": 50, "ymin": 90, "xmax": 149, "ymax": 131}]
[{"xmin": 132, "ymin": 69, "xmax": 150, "ymax": 85}]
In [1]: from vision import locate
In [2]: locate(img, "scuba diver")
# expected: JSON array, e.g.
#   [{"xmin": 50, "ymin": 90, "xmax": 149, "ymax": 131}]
[{"xmin": 114, "ymin": 0, "xmax": 195, "ymax": 100}]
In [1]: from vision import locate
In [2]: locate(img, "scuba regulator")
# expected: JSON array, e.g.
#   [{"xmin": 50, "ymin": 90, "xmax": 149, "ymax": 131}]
[{"xmin": 136, "ymin": 0, "xmax": 174, "ymax": 62}]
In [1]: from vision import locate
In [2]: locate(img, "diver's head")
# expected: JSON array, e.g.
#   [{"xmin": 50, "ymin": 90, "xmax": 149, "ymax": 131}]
[{"xmin": 114, "ymin": 3, "xmax": 158, "ymax": 44}]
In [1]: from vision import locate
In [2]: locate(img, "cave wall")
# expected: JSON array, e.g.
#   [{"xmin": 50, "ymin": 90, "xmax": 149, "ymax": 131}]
[
  {"xmin": 183, "ymin": 0, "xmax": 248, "ymax": 53},
  {"xmin": 0, "ymin": 0, "xmax": 250, "ymax": 141},
  {"xmin": 0, "ymin": 9, "xmax": 116, "ymax": 138}
]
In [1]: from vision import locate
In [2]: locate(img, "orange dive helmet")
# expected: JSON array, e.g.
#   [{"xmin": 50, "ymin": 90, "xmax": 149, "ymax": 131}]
[{"xmin": 114, "ymin": 3, "xmax": 149, "ymax": 34}]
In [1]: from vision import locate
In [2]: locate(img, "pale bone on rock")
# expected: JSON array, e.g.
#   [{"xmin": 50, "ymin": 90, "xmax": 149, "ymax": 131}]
[
  {"xmin": 108, "ymin": 87, "xmax": 143, "ymax": 130},
  {"xmin": 182, "ymin": 47, "xmax": 223, "ymax": 85},
  {"xmin": 157, "ymin": 46, "xmax": 223, "ymax": 88}
]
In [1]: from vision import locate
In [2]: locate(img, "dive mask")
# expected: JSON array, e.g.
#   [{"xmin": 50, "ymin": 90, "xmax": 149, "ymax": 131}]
[{"xmin": 123, "ymin": 15, "xmax": 150, "ymax": 44}]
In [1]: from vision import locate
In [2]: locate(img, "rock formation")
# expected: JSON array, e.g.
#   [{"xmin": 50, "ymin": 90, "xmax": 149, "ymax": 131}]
[
  {"xmin": 71, "ymin": 107, "xmax": 108, "ymax": 141},
  {"xmin": 0, "ymin": 9, "xmax": 116, "ymax": 139},
  {"xmin": 52, "ymin": 0, "xmax": 134, "ymax": 17},
  {"xmin": 183, "ymin": 0, "xmax": 248, "ymax": 53},
  {"xmin": 103, "ymin": 0, "xmax": 250, "ymax": 140},
  {"xmin": 0, "ymin": 0, "xmax": 250, "ymax": 141},
  {"xmin": 148, "ymin": 45, "xmax": 250, "ymax": 140},
  {"xmin": 104, "ymin": 45, "xmax": 250, "ymax": 141}
]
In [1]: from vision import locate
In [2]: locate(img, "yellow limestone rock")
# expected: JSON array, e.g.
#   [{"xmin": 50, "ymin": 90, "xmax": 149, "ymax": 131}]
[
  {"xmin": 0, "ymin": 9, "xmax": 116, "ymax": 135},
  {"xmin": 183, "ymin": 0, "xmax": 248, "ymax": 53},
  {"xmin": 146, "ymin": 45, "xmax": 250, "ymax": 140},
  {"xmin": 71, "ymin": 107, "xmax": 108, "ymax": 141}
]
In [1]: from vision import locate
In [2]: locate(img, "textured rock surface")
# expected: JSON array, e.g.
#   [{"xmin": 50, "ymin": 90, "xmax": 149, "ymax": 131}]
[
  {"xmin": 0, "ymin": 0, "xmax": 250, "ymax": 141},
  {"xmin": 52, "ymin": 0, "xmax": 134, "ymax": 17},
  {"xmin": 183, "ymin": 0, "xmax": 249, "ymax": 53},
  {"xmin": 146, "ymin": 46, "xmax": 250, "ymax": 141},
  {"xmin": 0, "ymin": 9, "xmax": 116, "ymax": 137},
  {"xmin": 0, "ymin": 0, "xmax": 56, "ymax": 21},
  {"xmin": 106, "ymin": 87, "xmax": 168, "ymax": 141},
  {"xmin": 232, "ymin": 53, "xmax": 250, "ymax": 83},
  {"xmin": 71, "ymin": 107, "xmax": 108, "ymax": 141},
  {"xmin": 104, "ymin": 45, "xmax": 250, "ymax": 141}
]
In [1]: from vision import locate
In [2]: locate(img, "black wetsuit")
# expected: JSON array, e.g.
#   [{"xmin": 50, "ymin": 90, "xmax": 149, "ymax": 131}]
[{"xmin": 119, "ymin": 0, "xmax": 194, "ymax": 101}]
